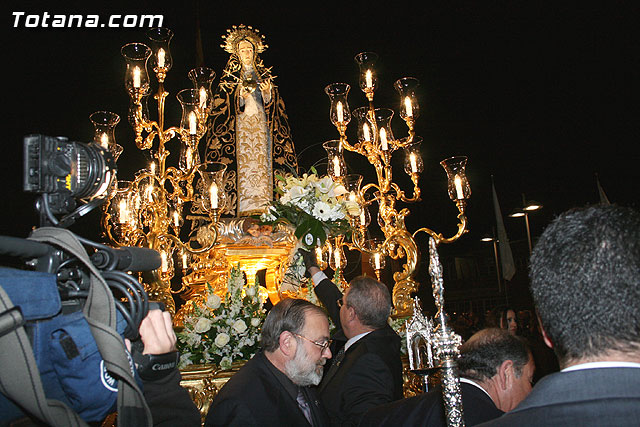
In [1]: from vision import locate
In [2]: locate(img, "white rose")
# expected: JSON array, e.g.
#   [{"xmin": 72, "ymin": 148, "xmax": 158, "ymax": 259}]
[
  {"xmin": 206, "ymin": 294, "xmax": 221, "ymax": 309},
  {"xmin": 214, "ymin": 333, "xmax": 230, "ymax": 348},
  {"xmin": 251, "ymin": 317, "xmax": 261, "ymax": 327},
  {"xmin": 232, "ymin": 319, "xmax": 248, "ymax": 334},
  {"xmin": 344, "ymin": 200, "xmax": 361, "ymax": 217},
  {"xmin": 194, "ymin": 318, "xmax": 213, "ymax": 333},
  {"xmin": 220, "ymin": 356, "xmax": 233, "ymax": 370},
  {"xmin": 245, "ymin": 286, "xmax": 256, "ymax": 297}
]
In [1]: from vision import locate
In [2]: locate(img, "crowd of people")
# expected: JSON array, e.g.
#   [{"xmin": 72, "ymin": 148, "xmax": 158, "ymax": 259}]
[{"xmin": 5, "ymin": 205, "xmax": 638, "ymax": 426}]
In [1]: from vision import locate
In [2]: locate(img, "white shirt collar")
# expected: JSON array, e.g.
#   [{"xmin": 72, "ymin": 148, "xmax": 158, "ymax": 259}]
[
  {"xmin": 562, "ymin": 361, "xmax": 640, "ymax": 372},
  {"xmin": 459, "ymin": 377, "xmax": 493, "ymax": 400},
  {"xmin": 344, "ymin": 331, "xmax": 372, "ymax": 352}
]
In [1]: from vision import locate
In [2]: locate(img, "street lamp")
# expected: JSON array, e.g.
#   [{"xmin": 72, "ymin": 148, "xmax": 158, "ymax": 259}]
[
  {"xmin": 509, "ymin": 196, "xmax": 543, "ymax": 254},
  {"xmin": 481, "ymin": 233, "xmax": 501, "ymax": 293}
]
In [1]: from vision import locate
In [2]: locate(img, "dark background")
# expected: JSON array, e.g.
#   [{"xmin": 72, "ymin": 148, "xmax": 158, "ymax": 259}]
[{"xmin": 4, "ymin": 1, "xmax": 639, "ymax": 313}]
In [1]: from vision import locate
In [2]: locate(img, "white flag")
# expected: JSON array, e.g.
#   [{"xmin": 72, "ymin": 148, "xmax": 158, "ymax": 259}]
[
  {"xmin": 492, "ymin": 180, "xmax": 516, "ymax": 280},
  {"xmin": 596, "ymin": 174, "xmax": 611, "ymax": 205}
]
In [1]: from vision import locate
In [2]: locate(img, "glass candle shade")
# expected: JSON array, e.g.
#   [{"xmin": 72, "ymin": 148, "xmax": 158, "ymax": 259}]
[
  {"xmin": 324, "ymin": 83, "xmax": 351, "ymax": 126},
  {"xmin": 353, "ymin": 106, "xmax": 375, "ymax": 143},
  {"xmin": 177, "ymin": 89, "xmax": 201, "ymax": 137},
  {"xmin": 197, "ymin": 162, "xmax": 227, "ymax": 211},
  {"xmin": 146, "ymin": 27, "xmax": 174, "ymax": 73},
  {"xmin": 354, "ymin": 52, "xmax": 379, "ymax": 93},
  {"xmin": 90, "ymin": 111, "xmax": 123, "ymax": 161},
  {"xmin": 366, "ymin": 238, "xmax": 386, "ymax": 270},
  {"xmin": 440, "ymin": 156, "xmax": 471, "ymax": 200},
  {"xmin": 121, "ymin": 43, "xmax": 151, "ymax": 96},
  {"xmin": 403, "ymin": 137, "xmax": 424, "ymax": 174},
  {"xmin": 394, "ymin": 77, "xmax": 420, "ymax": 120},
  {"xmin": 323, "ymin": 140, "xmax": 346, "ymax": 178},
  {"xmin": 188, "ymin": 67, "xmax": 216, "ymax": 114},
  {"xmin": 371, "ymin": 108, "xmax": 395, "ymax": 151}
]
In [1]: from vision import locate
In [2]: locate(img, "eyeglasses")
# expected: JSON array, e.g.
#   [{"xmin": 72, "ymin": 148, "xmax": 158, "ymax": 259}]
[{"xmin": 292, "ymin": 333, "xmax": 332, "ymax": 352}]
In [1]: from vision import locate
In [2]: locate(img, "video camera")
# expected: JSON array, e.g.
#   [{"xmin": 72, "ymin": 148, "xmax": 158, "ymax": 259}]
[{"xmin": 0, "ymin": 135, "xmax": 167, "ymax": 425}]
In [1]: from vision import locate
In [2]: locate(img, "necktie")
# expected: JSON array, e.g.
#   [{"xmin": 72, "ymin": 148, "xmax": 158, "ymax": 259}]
[
  {"xmin": 297, "ymin": 387, "xmax": 313, "ymax": 425},
  {"xmin": 325, "ymin": 346, "xmax": 345, "ymax": 379}
]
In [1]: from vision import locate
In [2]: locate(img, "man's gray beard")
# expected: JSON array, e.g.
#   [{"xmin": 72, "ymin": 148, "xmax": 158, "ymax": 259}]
[{"xmin": 285, "ymin": 343, "xmax": 325, "ymax": 386}]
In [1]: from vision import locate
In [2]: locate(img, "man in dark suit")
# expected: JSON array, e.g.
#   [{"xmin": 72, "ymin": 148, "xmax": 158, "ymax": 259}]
[
  {"xmin": 205, "ymin": 298, "xmax": 332, "ymax": 426},
  {"xmin": 300, "ymin": 250, "xmax": 403, "ymax": 427},
  {"xmin": 360, "ymin": 328, "xmax": 534, "ymax": 427},
  {"xmin": 480, "ymin": 205, "xmax": 640, "ymax": 426}
]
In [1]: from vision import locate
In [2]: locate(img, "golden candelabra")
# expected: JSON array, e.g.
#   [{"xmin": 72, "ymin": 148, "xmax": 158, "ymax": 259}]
[
  {"xmin": 98, "ymin": 28, "xmax": 227, "ymax": 315},
  {"xmin": 322, "ymin": 52, "xmax": 471, "ymax": 317}
]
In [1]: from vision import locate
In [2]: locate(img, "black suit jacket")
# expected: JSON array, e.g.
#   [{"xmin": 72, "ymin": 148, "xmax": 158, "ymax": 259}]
[
  {"xmin": 205, "ymin": 352, "xmax": 329, "ymax": 427},
  {"xmin": 315, "ymin": 279, "xmax": 403, "ymax": 426},
  {"xmin": 359, "ymin": 381, "xmax": 503, "ymax": 427},
  {"xmin": 478, "ymin": 367, "xmax": 640, "ymax": 426}
]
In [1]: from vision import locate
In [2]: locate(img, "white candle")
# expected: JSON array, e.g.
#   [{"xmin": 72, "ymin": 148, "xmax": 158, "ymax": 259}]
[
  {"xmin": 365, "ymin": 70, "xmax": 373, "ymax": 88},
  {"xmin": 210, "ymin": 182, "xmax": 218, "ymax": 209},
  {"xmin": 160, "ymin": 252, "xmax": 168, "ymax": 272},
  {"xmin": 173, "ymin": 210, "xmax": 179, "ymax": 227},
  {"xmin": 334, "ymin": 250, "xmax": 342, "ymax": 268},
  {"xmin": 360, "ymin": 210, "xmax": 367, "ymax": 226},
  {"xmin": 132, "ymin": 67, "xmax": 141, "ymax": 88},
  {"xmin": 363, "ymin": 123, "xmax": 371, "ymax": 141},
  {"xmin": 454, "ymin": 175, "xmax": 464, "ymax": 199},
  {"xmin": 374, "ymin": 253, "xmax": 381, "ymax": 270},
  {"xmin": 336, "ymin": 101, "xmax": 344, "ymax": 123},
  {"xmin": 118, "ymin": 199, "xmax": 129, "ymax": 224},
  {"xmin": 333, "ymin": 156, "xmax": 341, "ymax": 176},
  {"xmin": 100, "ymin": 133, "xmax": 109, "ymax": 149},
  {"xmin": 199, "ymin": 87, "xmax": 207, "ymax": 110},
  {"xmin": 157, "ymin": 49, "xmax": 165, "ymax": 68},
  {"xmin": 146, "ymin": 183, "xmax": 154, "ymax": 201},
  {"xmin": 405, "ymin": 96, "xmax": 413, "ymax": 117},
  {"xmin": 149, "ymin": 161, "xmax": 155, "ymax": 175},
  {"xmin": 410, "ymin": 153, "xmax": 418, "ymax": 173},
  {"xmin": 182, "ymin": 252, "xmax": 188, "ymax": 268},
  {"xmin": 379, "ymin": 127, "xmax": 388, "ymax": 151},
  {"xmin": 189, "ymin": 111, "xmax": 197, "ymax": 135}
]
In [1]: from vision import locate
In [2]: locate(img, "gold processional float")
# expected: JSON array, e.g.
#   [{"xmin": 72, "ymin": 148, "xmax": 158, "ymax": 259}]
[{"xmin": 95, "ymin": 25, "xmax": 470, "ymax": 427}]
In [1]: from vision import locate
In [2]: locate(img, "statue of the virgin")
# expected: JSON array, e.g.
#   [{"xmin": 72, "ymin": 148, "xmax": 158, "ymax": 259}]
[{"xmin": 204, "ymin": 24, "xmax": 298, "ymax": 218}]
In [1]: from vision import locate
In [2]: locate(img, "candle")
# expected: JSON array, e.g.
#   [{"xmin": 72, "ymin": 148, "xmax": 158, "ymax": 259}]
[
  {"xmin": 182, "ymin": 252, "xmax": 188, "ymax": 268},
  {"xmin": 380, "ymin": 127, "xmax": 388, "ymax": 151},
  {"xmin": 160, "ymin": 252, "xmax": 168, "ymax": 272},
  {"xmin": 189, "ymin": 111, "xmax": 197, "ymax": 135},
  {"xmin": 333, "ymin": 156, "xmax": 341, "ymax": 177},
  {"xmin": 132, "ymin": 66, "xmax": 141, "ymax": 88},
  {"xmin": 454, "ymin": 175, "xmax": 464, "ymax": 199},
  {"xmin": 199, "ymin": 87, "xmax": 207, "ymax": 110},
  {"xmin": 360, "ymin": 210, "xmax": 367, "ymax": 226},
  {"xmin": 157, "ymin": 48, "xmax": 165, "ymax": 68},
  {"xmin": 118, "ymin": 199, "xmax": 129, "ymax": 224},
  {"xmin": 146, "ymin": 183, "xmax": 153, "ymax": 201},
  {"xmin": 173, "ymin": 210, "xmax": 179, "ymax": 227},
  {"xmin": 363, "ymin": 123, "xmax": 371, "ymax": 141},
  {"xmin": 334, "ymin": 250, "xmax": 342, "ymax": 268},
  {"xmin": 410, "ymin": 153, "xmax": 418, "ymax": 173},
  {"xmin": 336, "ymin": 101, "xmax": 344, "ymax": 123},
  {"xmin": 149, "ymin": 161, "xmax": 155, "ymax": 175},
  {"xmin": 315, "ymin": 247, "xmax": 323, "ymax": 266},
  {"xmin": 374, "ymin": 253, "xmax": 381, "ymax": 270},
  {"xmin": 365, "ymin": 70, "xmax": 373, "ymax": 88},
  {"xmin": 186, "ymin": 146, "xmax": 193, "ymax": 170},
  {"xmin": 405, "ymin": 96, "xmax": 413, "ymax": 117},
  {"xmin": 100, "ymin": 133, "xmax": 109, "ymax": 149},
  {"xmin": 210, "ymin": 182, "xmax": 218, "ymax": 209}
]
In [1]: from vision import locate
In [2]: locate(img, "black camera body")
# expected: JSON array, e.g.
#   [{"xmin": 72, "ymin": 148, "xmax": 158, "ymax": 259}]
[{"xmin": 23, "ymin": 134, "xmax": 116, "ymax": 215}]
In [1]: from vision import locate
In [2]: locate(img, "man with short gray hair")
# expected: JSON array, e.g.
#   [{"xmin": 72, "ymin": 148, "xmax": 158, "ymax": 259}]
[
  {"xmin": 301, "ymin": 250, "xmax": 403, "ymax": 426},
  {"xmin": 360, "ymin": 328, "xmax": 534, "ymax": 426},
  {"xmin": 205, "ymin": 298, "xmax": 331, "ymax": 426}
]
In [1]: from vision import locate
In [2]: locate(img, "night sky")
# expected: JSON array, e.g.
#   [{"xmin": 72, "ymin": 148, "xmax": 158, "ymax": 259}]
[{"xmin": 4, "ymin": 2, "xmax": 639, "ymax": 275}]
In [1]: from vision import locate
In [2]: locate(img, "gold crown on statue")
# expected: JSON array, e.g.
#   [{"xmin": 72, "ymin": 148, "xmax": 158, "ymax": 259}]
[{"xmin": 221, "ymin": 24, "xmax": 268, "ymax": 55}]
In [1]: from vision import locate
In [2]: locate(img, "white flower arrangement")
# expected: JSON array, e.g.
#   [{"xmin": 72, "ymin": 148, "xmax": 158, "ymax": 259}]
[
  {"xmin": 177, "ymin": 264, "xmax": 266, "ymax": 370},
  {"xmin": 259, "ymin": 168, "xmax": 360, "ymax": 248}
]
